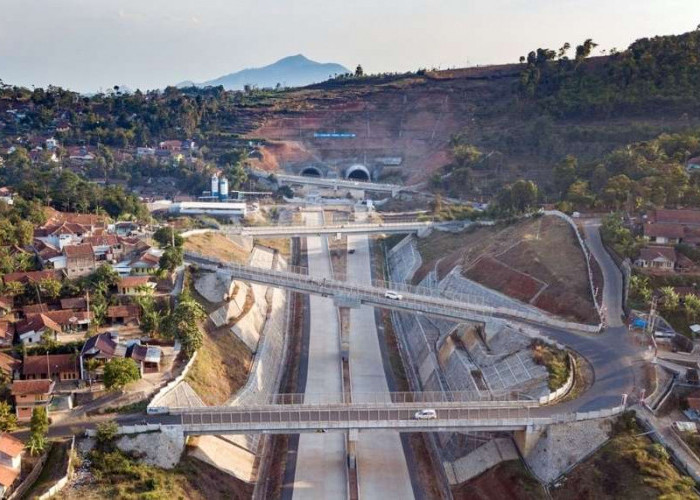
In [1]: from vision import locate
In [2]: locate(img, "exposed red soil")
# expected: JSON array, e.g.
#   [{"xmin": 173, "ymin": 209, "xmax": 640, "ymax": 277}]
[{"xmin": 465, "ymin": 256, "xmax": 544, "ymax": 303}]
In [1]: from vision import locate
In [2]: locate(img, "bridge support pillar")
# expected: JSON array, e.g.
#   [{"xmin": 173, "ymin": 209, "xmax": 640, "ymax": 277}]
[
  {"xmin": 347, "ymin": 429, "xmax": 359, "ymax": 469},
  {"xmin": 513, "ymin": 424, "xmax": 546, "ymax": 458},
  {"xmin": 334, "ymin": 295, "xmax": 361, "ymax": 310},
  {"xmin": 339, "ymin": 306, "xmax": 350, "ymax": 362}
]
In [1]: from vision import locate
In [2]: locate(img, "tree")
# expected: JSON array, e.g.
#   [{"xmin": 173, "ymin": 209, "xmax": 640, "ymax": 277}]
[
  {"xmin": 355, "ymin": 64, "xmax": 364, "ymax": 77},
  {"xmin": 38, "ymin": 278, "xmax": 62, "ymax": 300},
  {"xmin": 553, "ymin": 155, "xmax": 578, "ymax": 196},
  {"xmin": 159, "ymin": 245, "xmax": 183, "ymax": 273},
  {"xmin": 660, "ymin": 286, "xmax": 680, "ymax": 313},
  {"xmin": 30, "ymin": 406, "xmax": 49, "ymax": 436},
  {"xmin": 96, "ymin": 420, "xmax": 119, "ymax": 444},
  {"xmin": 103, "ymin": 358, "xmax": 141, "ymax": 390},
  {"xmin": 685, "ymin": 294, "xmax": 700, "ymax": 322},
  {"xmin": 2, "ymin": 281, "xmax": 24, "ymax": 297},
  {"xmin": 163, "ymin": 292, "xmax": 206, "ymax": 356},
  {"xmin": 506, "ymin": 180, "xmax": 539, "ymax": 213},
  {"xmin": 229, "ymin": 161, "xmax": 248, "ymax": 190},
  {"xmin": 153, "ymin": 227, "xmax": 183, "ymax": 248},
  {"xmin": 0, "ymin": 402, "xmax": 17, "ymax": 431},
  {"xmin": 26, "ymin": 433, "xmax": 45, "ymax": 456},
  {"xmin": 84, "ymin": 358, "xmax": 100, "ymax": 384}
]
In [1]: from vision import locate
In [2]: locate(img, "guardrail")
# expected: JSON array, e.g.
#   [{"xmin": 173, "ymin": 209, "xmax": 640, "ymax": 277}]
[
  {"xmin": 186, "ymin": 251, "xmax": 602, "ymax": 333},
  {"xmin": 220, "ymin": 221, "xmax": 436, "ymax": 237}
]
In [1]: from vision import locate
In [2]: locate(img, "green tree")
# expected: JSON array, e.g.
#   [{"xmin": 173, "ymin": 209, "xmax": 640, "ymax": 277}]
[
  {"xmin": 96, "ymin": 420, "xmax": 119, "ymax": 444},
  {"xmin": 159, "ymin": 245, "xmax": 184, "ymax": 273},
  {"xmin": 660, "ymin": 286, "xmax": 680, "ymax": 313},
  {"xmin": 38, "ymin": 278, "xmax": 62, "ymax": 300},
  {"xmin": 1, "ymin": 281, "xmax": 24, "ymax": 297},
  {"xmin": 553, "ymin": 155, "xmax": 578, "ymax": 197},
  {"xmin": 355, "ymin": 64, "xmax": 364, "ymax": 77},
  {"xmin": 103, "ymin": 358, "xmax": 141, "ymax": 390},
  {"xmin": 229, "ymin": 162, "xmax": 248, "ymax": 191},
  {"xmin": 684, "ymin": 294, "xmax": 700, "ymax": 322},
  {"xmin": 163, "ymin": 292, "xmax": 206, "ymax": 356},
  {"xmin": 26, "ymin": 433, "xmax": 45, "ymax": 456},
  {"xmin": 510, "ymin": 180, "xmax": 539, "ymax": 213},
  {"xmin": 30, "ymin": 406, "xmax": 49, "ymax": 436},
  {"xmin": 0, "ymin": 401, "xmax": 18, "ymax": 431},
  {"xmin": 153, "ymin": 227, "xmax": 183, "ymax": 248}
]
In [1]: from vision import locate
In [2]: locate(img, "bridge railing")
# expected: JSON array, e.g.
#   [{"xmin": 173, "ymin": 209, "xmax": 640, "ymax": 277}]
[{"xmin": 263, "ymin": 390, "xmax": 534, "ymax": 406}]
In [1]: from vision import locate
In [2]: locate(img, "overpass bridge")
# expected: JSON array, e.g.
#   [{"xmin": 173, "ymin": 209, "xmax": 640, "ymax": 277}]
[
  {"xmin": 220, "ymin": 221, "xmax": 447, "ymax": 237},
  {"xmin": 185, "ymin": 252, "xmax": 601, "ymax": 333},
  {"xmin": 160, "ymin": 393, "xmax": 625, "ymax": 435}
]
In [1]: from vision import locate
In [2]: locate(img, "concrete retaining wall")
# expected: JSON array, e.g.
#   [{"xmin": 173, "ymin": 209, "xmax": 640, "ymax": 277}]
[
  {"xmin": 538, "ymin": 353, "xmax": 575, "ymax": 405},
  {"xmin": 148, "ymin": 352, "xmax": 199, "ymax": 413}
]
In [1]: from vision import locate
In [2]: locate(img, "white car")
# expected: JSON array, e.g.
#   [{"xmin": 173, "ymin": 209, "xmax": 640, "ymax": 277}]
[
  {"xmin": 384, "ymin": 290, "xmax": 403, "ymax": 300},
  {"xmin": 414, "ymin": 409, "xmax": 437, "ymax": 420}
]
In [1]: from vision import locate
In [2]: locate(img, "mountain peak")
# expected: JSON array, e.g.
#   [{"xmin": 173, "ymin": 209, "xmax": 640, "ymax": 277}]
[{"xmin": 194, "ymin": 55, "xmax": 349, "ymax": 90}]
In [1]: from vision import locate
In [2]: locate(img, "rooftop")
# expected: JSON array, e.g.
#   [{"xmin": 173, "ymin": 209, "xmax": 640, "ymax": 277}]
[{"xmin": 11, "ymin": 378, "xmax": 54, "ymax": 396}]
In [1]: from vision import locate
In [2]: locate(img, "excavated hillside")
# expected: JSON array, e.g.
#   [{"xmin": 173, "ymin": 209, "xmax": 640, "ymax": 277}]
[{"xmin": 231, "ymin": 62, "xmax": 700, "ymax": 193}]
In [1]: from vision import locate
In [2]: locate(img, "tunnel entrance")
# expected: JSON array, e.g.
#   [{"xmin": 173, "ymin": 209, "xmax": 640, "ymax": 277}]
[
  {"xmin": 345, "ymin": 164, "xmax": 371, "ymax": 181},
  {"xmin": 300, "ymin": 167, "xmax": 323, "ymax": 177}
]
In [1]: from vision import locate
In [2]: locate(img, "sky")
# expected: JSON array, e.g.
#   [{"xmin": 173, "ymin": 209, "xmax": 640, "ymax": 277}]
[{"xmin": 1, "ymin": 0, "xmax": 699, "ymax": 93}]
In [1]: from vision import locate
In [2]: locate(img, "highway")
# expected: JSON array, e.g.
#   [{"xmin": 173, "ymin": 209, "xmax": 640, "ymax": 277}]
[
  {"xmin": 291, "ymin": 212, "xmax": 346, "ymax": 500},
  {"xmin": 185, "ymin": 252, "xmax": 601, "ymax": 333},
  {"xmin": 346, "ymin": 231, "xmax": 414, "ymax": 498}
]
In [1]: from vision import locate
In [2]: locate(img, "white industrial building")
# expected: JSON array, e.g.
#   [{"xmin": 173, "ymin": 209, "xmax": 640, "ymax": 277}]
[{"xmin": 168, "ymin": 201, "xmax": 247, "ymax": 217}]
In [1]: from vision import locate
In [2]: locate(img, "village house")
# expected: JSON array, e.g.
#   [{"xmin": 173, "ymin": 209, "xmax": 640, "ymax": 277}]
[
  {"xmin": 11, "ymin": 379, "xmax": 54, "ymax": 421},
  {"xmin": 107, "ymin": 304, "xmax": 140, "ymax": 325},
  {"xmin": 83, "ymin": 234, "xmax": 122, "ymax": 262},
  {"xmin": 60, "ymin": 297, "xmax": 87, "ymax": 311},
  {"xmin": 15, "ymin": 314, "xmax": 62, "ymax": 344},
  {"xmin": 22, "ymin": 354, "xmax": 80, "ymax": 381},
  {"xmin": 126, "ymin": 344, "xmax": 162, "ymax": 374},
  {"xmin": 0, "ymin": 187, "xmax": 13, "ymax": 206},
  {"xmin": 0, "ymin": 297, "xmax": 12, "ymax": 319},
  {"xmin": 117, "ymin": 275, "xmax": 154, "ymax": 294},
  {"xmin": 0, "ymin": 353, "xmax": 20, "ymax": 381},
  {"xmin": 0, "ymin": 322, "xmax": 14, "ymax": 347},
  {"xmin": 635, "ymin": 246, "xmax": 677, "ymax": 271},
  {"xmin": 79, "ymin": 332, "xmax": 126, "ymax": 380},
  {"xmin": 3, "ymin": 269, "xmax": 63, "ymax": 287},
  {"xmin": 0, "ymin": 434, "xmax": 24, "ymax": 497},
  {"xmin": 644, "ymin": 209, "xmax": 700, "ymax": 245},
  {"xmin": 64, "ymin": 243, "xmax": 97, "ymax": 278}
]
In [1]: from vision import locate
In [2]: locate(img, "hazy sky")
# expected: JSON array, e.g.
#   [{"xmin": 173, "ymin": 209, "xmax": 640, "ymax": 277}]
[{"xmin": 1, "ymin": 0, "xmax": 699, "ymax": 92}]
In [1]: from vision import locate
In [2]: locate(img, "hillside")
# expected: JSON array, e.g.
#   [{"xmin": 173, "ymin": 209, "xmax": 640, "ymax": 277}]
[
  {"xmin": 192, "ymin": 54, "xmax": 349, "ymax": 90},
  {"xmin": 414, "ymin": 216, "xmax": 599, "ymax": 323}
]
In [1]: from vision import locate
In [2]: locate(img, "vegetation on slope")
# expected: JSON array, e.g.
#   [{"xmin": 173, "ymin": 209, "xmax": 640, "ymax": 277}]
[{"xmin": 552, "ymin": 412, "xmax": 697, "ymax": 499}]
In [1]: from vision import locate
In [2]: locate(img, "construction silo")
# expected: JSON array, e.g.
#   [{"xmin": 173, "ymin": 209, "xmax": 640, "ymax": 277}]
[
  {"xmin": 219, "ymin": 176, "xmax": 229, "ymax": 200},
  {"xmin": 211, "ymin": 173, "xmax": 219, "ymax": 196}
]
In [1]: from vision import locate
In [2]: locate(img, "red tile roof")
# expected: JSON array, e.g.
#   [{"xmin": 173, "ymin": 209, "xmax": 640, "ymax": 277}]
[
  {"xmin": 22, "ymin": 354, "xmax": 79, "ymax": 377},
  {"xmin": 0, "ymin": 353, "xmax": 20, "ymax": 375},
  {"xmin": 0, "ymin": 296, "xmax": 12, "ymax": 311},
  {"xmin": 60, "ymin": 297, "xmax": 87, "ymax": 310},
  {"xmin": 644, "ymin": 223, "xmax": 686, "ymax": 239},
  {"xmin": 64, "ymin": 243, "xmax": 94, "ymax": 258},
  {"xmin": 83, "ymin": 234, "xmax": 119, "ymax": 247},
  {"xmin": 119, "ymin": 276, "xmax": 151, "ymax": 288},
  {"xmin": 15, "ymin": 314, "xmax": 62, "ymax": 336},
  {"xmin": 0, "ymin": 322, "xmax": 14, "ymax": 342},
  {"xmin": 651, "ymin": 209, "xmax": 700, "ymax": 226},
  {"xmin": 3, "ymin": 270, "xmax": 63, "ymax": 284},
  {"xmin": 0, "ymin": 464, "xmax": 19, "ymax": 488},
  {"xmin": 37, "ymin": 310, "xmax": 92, "ymax": 327},
  {"xmin": 11, "ymin": 379, "xmax": 54, "ymax": 396},
  {"xmin": 639, "ymin": 246, "xmax": 677, "ymax": 263},
  {"xmin": 22, "ymin": 304, "xmax": 49, "ymax": 315},
  {"xmin": 0, "ymin": 433, "xmax": 24, "ymax": 458},
  {"xmin": 107, "ymin": 304, "xmax": 140, "ymax": 318}
]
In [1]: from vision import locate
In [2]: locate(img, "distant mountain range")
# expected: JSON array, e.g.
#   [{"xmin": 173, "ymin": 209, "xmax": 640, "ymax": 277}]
[{"xmin": 177, "ymin": 55, "xmax": 349, "ymax": 91}]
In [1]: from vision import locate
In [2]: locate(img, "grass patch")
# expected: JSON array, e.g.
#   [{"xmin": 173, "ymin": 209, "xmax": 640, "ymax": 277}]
[
  {"xmin": 183, "ymin": 232, "xmax": 249, "ymax": 263},
  {"xmin": 185, "ymin": 322, "xmax": 253, "ymax": 405},
  {"xmin": 553, "ymin": 412, "xmax": 698, "ymax": 499},
  {"xmin": 531, "ymin": 340, "xmax": 570, "ymax": 391},
  {"xmin": 67, "ymin": 448, "xmax": 253, "ymax": 500},
  {"xmin": 254, "ymin": 237, "xmax": 291, "ymax": 258}
]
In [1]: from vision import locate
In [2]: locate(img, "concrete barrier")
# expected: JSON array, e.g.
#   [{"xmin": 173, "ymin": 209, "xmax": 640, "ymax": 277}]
[
  {"xmin": 538, "ymin": 353, "xmax": 576, "ymax": 405},
  {"xmin": 148, "ymin": 352, "xmax": 199, "ymax": 414}
]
